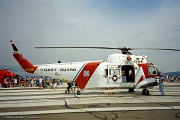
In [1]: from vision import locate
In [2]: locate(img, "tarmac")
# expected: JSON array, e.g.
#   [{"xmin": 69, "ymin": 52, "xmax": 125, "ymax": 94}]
[{"xmin": 0, "ymin": 82, "xmax": 180, "ymax": 120}]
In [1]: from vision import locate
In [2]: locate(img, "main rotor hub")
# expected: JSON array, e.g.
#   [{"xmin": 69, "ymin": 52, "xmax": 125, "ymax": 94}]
[{"xmin": 120, "ymin": 47, "xmax": 131, "ymax": 55}]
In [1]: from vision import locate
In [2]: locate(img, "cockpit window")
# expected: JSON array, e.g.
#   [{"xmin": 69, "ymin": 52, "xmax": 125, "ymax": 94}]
[{"xmin": 148, "ymin": 66, "xmax": 157, "ymax": 75}]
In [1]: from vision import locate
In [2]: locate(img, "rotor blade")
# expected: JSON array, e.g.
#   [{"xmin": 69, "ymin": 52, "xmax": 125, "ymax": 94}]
[
  {"xmin": 131, "ymin": 48, "xmax": 180, "ymax": 52},
  {"xmin": 35, "ymin": 46, "xmax": 121, "ymax": 50},
  {"xmin": 35, "ymin": 46, "xmax": 180, "ymax": 52}
]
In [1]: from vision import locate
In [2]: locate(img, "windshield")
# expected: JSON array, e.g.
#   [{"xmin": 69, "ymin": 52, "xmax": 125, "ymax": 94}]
[{"xmin": 148, "ymin": 65, "xmax": 158, "ymax": 75}]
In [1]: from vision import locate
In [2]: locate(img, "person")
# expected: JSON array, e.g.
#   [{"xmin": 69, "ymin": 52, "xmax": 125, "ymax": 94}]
[
  {"xmin": 13, "ymin": 77, "xmax": 17, "ymax": 87},
  {"xmin": 52, "ymin": 79, "xmax": 57, "ymax": 91},
  {"xmin": 43, "ymin": 77, "xmax": 50, "ymax": 88},
  {"xmin": 66, "ymin": 81, "xmax": 73, "ymax": 93},
  {"xmin": 17, "ymin": 77, "xmax": 20, "ymax": 87},
  {"xmin": 25, "ymin": 76, "xmax": 29, "ymax": 87},
  {"xmin": 3, "ymin": 76, "xmax": 10, "ymax": 88},
  {"xmin": 39, "ymin": 76, "xmax": 43, "ymax": 90},
  {"xmin": 33, "ymin": 76, "xmax": 36, "ymax": 86},
  {"xmin": 56, "ymin": 78, "xmax": 60, "ymax": 88},
  {"xmin": 74, "ymin": 82, "xmax": 79, "ymax": 92},
  {"xmin": 60, "ymin": 78, "xmax": 63, "ymax": 85},
  {"xmin": 10, "ymin": 77, "xmax": 14, "ymax": 87},
  {"xmin": 129, "ymin": 72, "xmax": 135, "ymax": 82},
  {"xmin": 35, "ymin": 77, "xmax": 40, "ymax": 87},
  {"xmin": 159, "ymin": 73, "xmax": 165, "ymax": 96},
  {"xmin": 3, "ymin": 77, "xmax": 8, "ymax": 87},
  {"xmin": 4, "ymin": 77, "xmax": 8, "ymax": 84},
  {"xmin": 74, "ymin": 82, "xmax": 81, "ymax": 95}
]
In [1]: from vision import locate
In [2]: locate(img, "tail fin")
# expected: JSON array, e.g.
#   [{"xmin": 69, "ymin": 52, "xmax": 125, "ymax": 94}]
[{"xmin": 10, "ymin": 40, "xmax": 37, "ymax": 74}]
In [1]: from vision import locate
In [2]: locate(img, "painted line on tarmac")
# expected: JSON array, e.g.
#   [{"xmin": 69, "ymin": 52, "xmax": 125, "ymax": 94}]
[
  {"xmin": 0, "ymin": 99, "xmax": 65, "ymax": 108},
  {"xmin": 1, "ymin": 95, "xmax": 180, "ymax": 107},
  {"xmin": 0, "ymin": 106, "xmax": 180, "ymax": 116},
  {"xmin": 0, "ymin": 97, "xmax": 147, "ymax": 108}
]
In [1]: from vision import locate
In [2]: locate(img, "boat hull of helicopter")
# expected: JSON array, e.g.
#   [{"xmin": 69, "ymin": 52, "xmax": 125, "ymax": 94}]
[{"xmin": 136, "ymin": 78, "xmax": 158, "ymax": 89}]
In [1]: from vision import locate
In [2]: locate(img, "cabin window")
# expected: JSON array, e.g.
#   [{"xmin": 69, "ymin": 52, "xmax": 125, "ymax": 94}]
[
  {"xmin": 109, "ymin": 69, "xmax": 114, "ymax": 75},
  {"xmin": 114, "ymin": 69, "xmax": 120, "ymax": 75},
  {"xmin": 108, "ymin": 69, "xmax": 120, "ymax": 75}
]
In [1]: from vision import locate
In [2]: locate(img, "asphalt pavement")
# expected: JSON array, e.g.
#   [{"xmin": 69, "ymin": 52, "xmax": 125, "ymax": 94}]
[{"xmin": 0, "ymin": 82, "xmax": 180, "ymax": 120}]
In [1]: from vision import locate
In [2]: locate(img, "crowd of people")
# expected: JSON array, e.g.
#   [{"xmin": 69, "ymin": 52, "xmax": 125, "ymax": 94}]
[
  {"xmin": 2, "ymin": 74, "xmax": 179, "ymax": 96},
  {"xmin": 2, "ymin": 76, "xmax": 63, "ymax": 89},
  {"xmin": 2, "ymin": 76, "xmax": 80, "ymax": 93},
  {"xmin": 166, "ymin": 75, "xmax": 180, "ymax": 82}
]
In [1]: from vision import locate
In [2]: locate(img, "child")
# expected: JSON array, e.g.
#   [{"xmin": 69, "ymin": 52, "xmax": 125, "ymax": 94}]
[
  {"xmin": 66, "ymin": 81, "xmax": 73, "ymax": 93},
  {"xmin": 52, "ymin": 79, "xmax": 57, "ymax": 91}
]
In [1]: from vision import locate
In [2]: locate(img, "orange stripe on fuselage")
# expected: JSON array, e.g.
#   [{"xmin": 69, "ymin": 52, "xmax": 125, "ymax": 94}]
[
  {"xmin": 138, "ymin": 63, "xmax": 150, "ymax": 78},
  {"xmin": 75, "ymin": 62, "xmax": 101, "ymax": 89}
]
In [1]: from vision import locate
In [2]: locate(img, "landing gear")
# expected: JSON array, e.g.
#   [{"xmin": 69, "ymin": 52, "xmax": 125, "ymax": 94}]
[
  {"xmin": 77, "ymin": 90, "xmax": 81, "ymax": 95},
  {"xmin": 142, "ymin": 88, "xmax": 149, "ymax": 95},
  {"xmin": 65, "ymin": 90, "xmax": 68, "ymax": 93},
  {"xmin": 65, "ymin": 90, "xmax": 81, "ymax": 95},
  {"xmin": 128, "ymin": 88, "xmax": 135, "ymax": 92}
]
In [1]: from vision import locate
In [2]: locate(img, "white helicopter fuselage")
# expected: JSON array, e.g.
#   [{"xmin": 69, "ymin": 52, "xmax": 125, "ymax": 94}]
[{"xmin": 33, "ymin": 53, "xmax": 158, "ymax": 89}]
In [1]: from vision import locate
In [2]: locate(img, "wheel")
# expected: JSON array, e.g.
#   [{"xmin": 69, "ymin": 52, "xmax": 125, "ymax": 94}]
[
  {"xmin": 65, "ymin": 90, "xmax": 67, "ymax": 93},
  {"xmin": 77, "ymin": 91, "xmax": 81, "ymax": 95},
  {"xmin": 128, "ymin": 88, "xmax": 135, "ymax": 92},
  {"xmin": 142, "ymin": 89, "xmax": 149, "ymax": 95}
]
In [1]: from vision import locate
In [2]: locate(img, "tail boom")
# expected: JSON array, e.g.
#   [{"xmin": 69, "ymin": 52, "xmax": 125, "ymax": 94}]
[
  {"xmin": 13, "ymin": 52, "xmax": 37, "ymax": 73},
  {"xmin": 10, "ymin": 40, "xmax": 37, "ymax": 74}
]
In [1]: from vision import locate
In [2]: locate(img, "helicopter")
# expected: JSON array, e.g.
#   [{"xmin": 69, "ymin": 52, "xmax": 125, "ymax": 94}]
[
  {"xmin": 10, "ymin": 40, "xmax": 180, "ymax": 95},
  {"xmin": 0, "ymin": 67, "xmax": 16, "ymax": 88},
  {"xmin": 0, "ymin": 67, "xmax": 25, "ymax": 88}
]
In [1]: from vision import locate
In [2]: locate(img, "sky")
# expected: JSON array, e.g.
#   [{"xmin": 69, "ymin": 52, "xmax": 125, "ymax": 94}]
[{"xmin": 0, "ymin": 0, "xmax": 180, "ymax": 72}]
